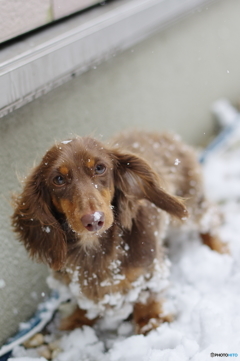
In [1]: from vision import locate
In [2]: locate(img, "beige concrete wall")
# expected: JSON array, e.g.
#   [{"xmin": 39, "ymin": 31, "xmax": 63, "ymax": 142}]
[{"xmin": 1, "ymin": 0, "xmax": 240, "ymax": 346}]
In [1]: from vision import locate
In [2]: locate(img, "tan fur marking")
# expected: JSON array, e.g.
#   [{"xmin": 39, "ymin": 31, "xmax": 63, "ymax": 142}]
[
  {"xmin": 53, "ymin": 270, "xmax": 71, "ymax": 285},
  {"xmin": 124, "ymin": 267, "xmax": 145, "ymax": 283},
  {"xmin": 200, "ymin": 233, "xmax": 229, "ymax": 254},
  {"xmin": 51, "ymin": 196, "xmax": 63, "ymax": 213},
  {"xmin": 59, "ymin": 166, "xmax": 69, "ymax": 175},
  {"xmin": 78, "ymin": 233, "xmax": 101, "ymax": 251},
  {"xmin": 59, "ymin": 198, "xmax": 86, "ymax": 234},
  {"xmin": 59, "ymin": 195, "xmax": 114, "ymax": 240},
  {"xmin": 60, "ymin": 198, "xmax": 75, "ymax": 215},
  {"xmin": 60, "ymin": 307, "xmax": 98, "ymax": 330},
  {"xmin": 100, "ymin": 188, "xmax": 113, "ymax": 203},
  {"xmin": 86, "ymin": 158, "xmax": 95, "ymax": 168},
  {"xmin": 134, "ymin": 297, "xmax": 173, "ymax": 335}
]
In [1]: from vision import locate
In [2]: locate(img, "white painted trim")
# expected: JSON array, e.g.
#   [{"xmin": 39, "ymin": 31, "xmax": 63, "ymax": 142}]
[{"xmin": 0, "ymin": 0, "xmax": 218, "ymax": 118}]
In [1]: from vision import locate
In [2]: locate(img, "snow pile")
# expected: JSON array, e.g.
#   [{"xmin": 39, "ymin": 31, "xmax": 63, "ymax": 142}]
[{"xmin": 9, "ymin": 145, "xmax": 240, "ymax": 361}]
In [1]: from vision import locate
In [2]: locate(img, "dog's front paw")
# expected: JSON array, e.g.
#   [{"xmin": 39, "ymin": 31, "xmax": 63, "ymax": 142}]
[
  {"xmin": 135, "ymin": 317, "xmax": 161, "ymax": 335},
  {"xmin": 59, "ymin": 306, "xmax": 97, "ymax": 331},
  {"xmin": 135, "ymin": 313, "xmax": 173, "ymax": 335},
  {"xmin": 133, "ymin": 299, "xmax": 173, "ymax": 335}
]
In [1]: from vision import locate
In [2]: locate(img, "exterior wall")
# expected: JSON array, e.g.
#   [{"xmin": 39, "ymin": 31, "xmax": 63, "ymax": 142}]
[
  {"xmin": 52, "ymin": 0, "xmax": 99, "ymax": 19},
  {"xmin": 0, "ymin": 0, "xmax": 52, "ymax": 43},
  {"xmin": 1, "ymin": 0, "xmax": 240, "ymax": 346},
  {"xmin": 0, "ymin": 0, "xmax": 99, "ymax": 43}
]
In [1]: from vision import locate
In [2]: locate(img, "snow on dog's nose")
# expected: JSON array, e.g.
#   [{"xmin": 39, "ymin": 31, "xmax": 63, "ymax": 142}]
[{"xmin": 81, "ymin": 212, "xmax": 105, "ymax": 232}]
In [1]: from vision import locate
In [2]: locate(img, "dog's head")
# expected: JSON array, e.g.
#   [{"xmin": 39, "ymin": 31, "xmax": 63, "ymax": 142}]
[{"xmin": 12, "ymin": 136, "xmax": 187, "ymax": 270}]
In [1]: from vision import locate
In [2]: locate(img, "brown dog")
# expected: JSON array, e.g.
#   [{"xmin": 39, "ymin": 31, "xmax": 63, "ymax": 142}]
[{"xmin": 12, "ymin": 131, "xmax": 226, "ymax": 334}]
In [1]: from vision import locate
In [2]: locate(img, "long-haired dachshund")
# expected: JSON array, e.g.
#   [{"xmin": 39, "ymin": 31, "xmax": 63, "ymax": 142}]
[{"xmin": 12, "ymin": 131, "xmax": 227, "ymax": 334}]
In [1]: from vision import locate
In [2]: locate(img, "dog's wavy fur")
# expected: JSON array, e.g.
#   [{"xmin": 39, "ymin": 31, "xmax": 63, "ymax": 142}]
[{"xmin": 12, "ymin": 131, "xmax": 227, "ymax": 334}]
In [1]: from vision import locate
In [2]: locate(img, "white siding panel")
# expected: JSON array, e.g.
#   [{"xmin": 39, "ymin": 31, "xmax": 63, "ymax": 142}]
[
  {"xmin": 0, "ymin": 0, "xmax": 52, "ymax": 43},
  {"xmin": 52, "ymin": 0, "xmax": 100, "ymax": 19}
]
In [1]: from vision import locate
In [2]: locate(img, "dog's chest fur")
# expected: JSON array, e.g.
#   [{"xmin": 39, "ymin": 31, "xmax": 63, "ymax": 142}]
[{"xmin": 53, "ymin": 200, "xmax": 169, "ymax": 308}]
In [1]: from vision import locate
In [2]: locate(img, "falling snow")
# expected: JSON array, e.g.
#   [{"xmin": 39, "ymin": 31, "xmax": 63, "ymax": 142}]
[{"xmin": 61, "ymin": 140, "xmax": 72, "ymax": 145}]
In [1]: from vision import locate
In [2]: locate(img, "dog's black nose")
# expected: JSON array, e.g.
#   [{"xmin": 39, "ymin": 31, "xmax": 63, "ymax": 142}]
[{"xmin": 81, "ymin": 212, "xmax": 105, "ymax": 232}]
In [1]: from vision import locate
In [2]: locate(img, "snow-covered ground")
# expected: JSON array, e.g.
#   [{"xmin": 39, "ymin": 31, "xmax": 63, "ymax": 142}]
[{"xmin": 9, "ymin": 137, "xmax": 240, "ymax": 361}]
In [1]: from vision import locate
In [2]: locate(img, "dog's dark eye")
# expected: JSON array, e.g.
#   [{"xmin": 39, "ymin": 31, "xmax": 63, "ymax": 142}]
[
  {"xmin": 94, "ymin": 164, "xmax": 106, "ymax": 175},
  {"xmin": 53, "ymin": 175, "xmax": 66, "ymax": 186}
]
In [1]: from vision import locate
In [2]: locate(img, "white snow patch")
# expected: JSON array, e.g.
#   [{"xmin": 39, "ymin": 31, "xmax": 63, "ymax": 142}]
[
  {"xmin": 42, "ymin": 226, "xmax": 51, "ymax": 233},
  {"xmin": 132, "ymin": 142, "xmax": 139, "ymax": 148},
  {"xmin": 61, "ymin": 140, "xmax": 72, "ymax": 145},
  {"xmin": 57, "ymin": 327, "xmax": 105, "ymax": 361},
  {"xmin": 0, "ymin": 279, "xmax": 6, "ymax": 289},
  {"xmin": 93, "ymin": 212, "xmax": 102, "ymax": 222}
]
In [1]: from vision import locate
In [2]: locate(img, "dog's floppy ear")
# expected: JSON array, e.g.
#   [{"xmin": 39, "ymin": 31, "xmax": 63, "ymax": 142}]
[
  {"xmin": 111, "ymin": 150, "xmax": 188, "ymax": 229},
  {"xmin": 12, "ymin": 164, "xmax": 67, "ymax": 271}
]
